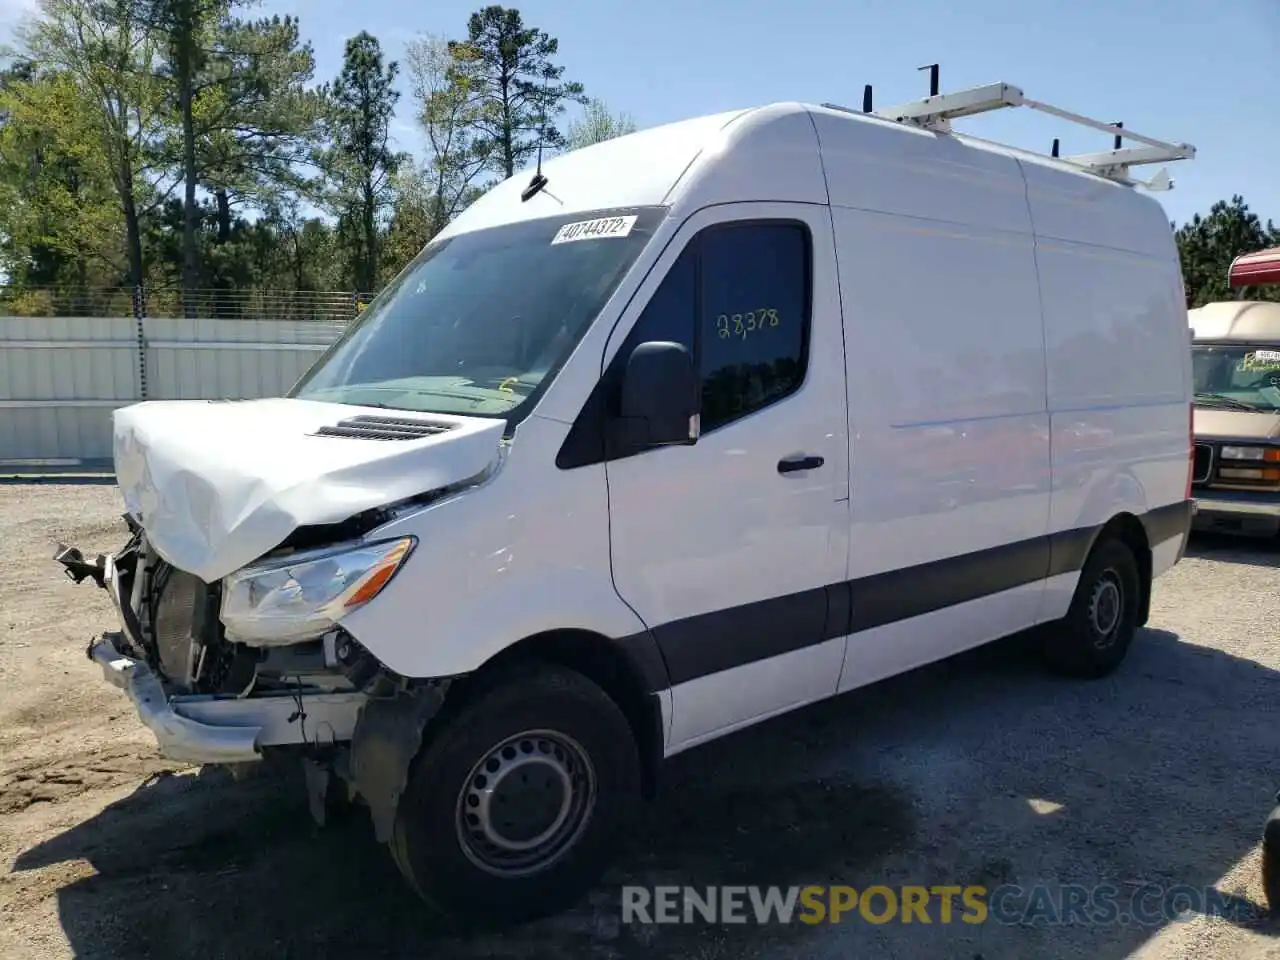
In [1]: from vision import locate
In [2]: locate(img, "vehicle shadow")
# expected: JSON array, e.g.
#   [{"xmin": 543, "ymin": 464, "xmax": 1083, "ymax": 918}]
[
  {"xmin": 1186, "ymin": 531, "xmax": 1280, "ymax": 568},
  {"xmin": 13, "ymin": 626, "xmax": 1280, "ymax": 960}
]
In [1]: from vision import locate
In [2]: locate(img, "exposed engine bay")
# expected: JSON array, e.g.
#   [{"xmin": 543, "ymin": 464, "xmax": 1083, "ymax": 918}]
[
  {"xmin": 58, "ymin": 515, "xmax": 452, "ymax": 841},
  {"xmin": 79, "ymin": 521, "xmax": 355, "ymax": 699}
]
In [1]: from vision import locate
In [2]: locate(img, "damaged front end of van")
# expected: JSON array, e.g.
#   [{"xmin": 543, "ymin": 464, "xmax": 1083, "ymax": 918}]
[
  {"xmin": 58, "ymin": 396, "xmax": 505, "ymax": 838},
  {"xmin": 55, "ymin": 201, "xmax": 670, "ymax": 868}
]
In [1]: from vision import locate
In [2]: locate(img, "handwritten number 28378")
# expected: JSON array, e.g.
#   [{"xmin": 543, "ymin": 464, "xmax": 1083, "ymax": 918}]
[{"xmin": 716, "ymin": 308, "xmax": 780, "ymax": 340}]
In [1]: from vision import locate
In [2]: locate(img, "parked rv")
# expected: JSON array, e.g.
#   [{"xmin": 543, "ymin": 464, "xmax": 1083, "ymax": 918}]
[
  {"xmin": 1188, "ymin": 248, "xmax": 1280, "ymax": 538},
  {"xmin": 55, "ymin": 78, "xmax": 1196, "ymax": 926}
]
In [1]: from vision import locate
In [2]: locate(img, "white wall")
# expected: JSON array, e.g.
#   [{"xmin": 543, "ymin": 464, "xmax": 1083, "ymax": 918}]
[{"xmin": 0, "ymin": 316, "xmax": 344, "ymax": 463}]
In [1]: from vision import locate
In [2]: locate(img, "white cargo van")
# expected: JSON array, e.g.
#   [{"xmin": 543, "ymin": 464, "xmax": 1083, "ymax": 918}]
[{"xmin": 58, "ymin": 79, "xmax": 1196, "ymax": 926}]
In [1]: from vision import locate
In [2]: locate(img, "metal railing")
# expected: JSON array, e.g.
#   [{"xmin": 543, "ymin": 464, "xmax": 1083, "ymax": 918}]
[
  {"xmin": 1, "ymin": 287, "xmax": 355, "ymax": 461},
  {"xmin": 0, "ymin": 286, "xmax": 376, "ymax": 322}
]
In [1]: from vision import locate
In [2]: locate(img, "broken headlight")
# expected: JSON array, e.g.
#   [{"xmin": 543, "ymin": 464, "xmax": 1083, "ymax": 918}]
[{"xmin": 220, "ymin": 536, "xmax": 416, "ymax": 646}]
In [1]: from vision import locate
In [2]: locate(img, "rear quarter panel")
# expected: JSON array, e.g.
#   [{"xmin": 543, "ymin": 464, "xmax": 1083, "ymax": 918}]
[{"xmin": 1021, "ymin": 160, "xmax": 1191, "ymax": 585}]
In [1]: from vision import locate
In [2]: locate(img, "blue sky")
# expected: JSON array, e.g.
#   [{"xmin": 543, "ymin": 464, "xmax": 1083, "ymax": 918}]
[{"xmin": 3, "ymin": 0, "xmax": 1278, "ymax": 226}]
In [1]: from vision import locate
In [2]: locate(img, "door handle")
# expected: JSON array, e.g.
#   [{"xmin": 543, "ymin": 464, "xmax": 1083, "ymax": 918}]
[{"xmin": 777, "ymin": 455, "xmax": 825, "ymax": 474}]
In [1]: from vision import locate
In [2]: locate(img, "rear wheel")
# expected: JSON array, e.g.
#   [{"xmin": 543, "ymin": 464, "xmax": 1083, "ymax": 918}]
[
  {"xmin": 389, "ymin": 664, "xmax": 641, "ymax": 928},
  {"xmin": 1263, "ymin": 806, "xmax": 1280, "ymax": 913},
  {"xmin": 1042, "ymin": 537, "xmax": 1142, "ymax": 678}
]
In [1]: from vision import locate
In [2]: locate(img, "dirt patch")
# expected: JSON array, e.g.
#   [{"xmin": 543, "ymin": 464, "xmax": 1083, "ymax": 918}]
[{"xmin": 0, "ymin": 746, "xmax": 184, "ymax": 815}]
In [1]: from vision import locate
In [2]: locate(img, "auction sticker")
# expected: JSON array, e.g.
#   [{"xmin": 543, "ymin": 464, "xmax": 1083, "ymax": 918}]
[{"xmin": 551, "ymin": 215, "xmax": 638, "ymax": 244}]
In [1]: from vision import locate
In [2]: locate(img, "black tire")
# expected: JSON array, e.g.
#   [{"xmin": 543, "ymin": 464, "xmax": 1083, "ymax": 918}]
[
  {"xmin": 1263, "ymin": 806, "xmax": 1280, "ymax": 913},
  {"xmin": 1041, "ymin": 537, "xmax": 1142, "ymax": 678},
  {"xmin": 389, "ymin": 664, "xmax": 641, "ymax": 929}
]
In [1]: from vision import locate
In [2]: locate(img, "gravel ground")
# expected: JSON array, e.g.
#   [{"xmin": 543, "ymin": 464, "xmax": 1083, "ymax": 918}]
[{"xmin": 1, "ymin": 482, "xmax": 1279, "ymax": 960}]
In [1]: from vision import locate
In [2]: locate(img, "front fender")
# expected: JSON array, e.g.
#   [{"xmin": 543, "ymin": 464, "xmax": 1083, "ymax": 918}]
[
  {"xmin": 337, "ymin": 416, "xmax": 649, "ymax": 679},
  {"xmin": 344, "ymin": 565, "xmax": 650, "ymax": 679}
]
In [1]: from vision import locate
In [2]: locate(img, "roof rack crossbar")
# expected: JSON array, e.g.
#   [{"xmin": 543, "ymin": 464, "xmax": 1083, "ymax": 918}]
[
  {"xmin": 862, "ymin": 79, "xmax": 1195, "ymax": 191},
  {"xmin": 1020, "ymin": 96, "xmax": 1192, "ymax": 158},
  {"xmin": 1063, "ymin": 144, "xmax": 1195, "ymax": 172},
  {"xmin": 872, "ymin": 82, "xmax": 1024, "ymax": 129}
]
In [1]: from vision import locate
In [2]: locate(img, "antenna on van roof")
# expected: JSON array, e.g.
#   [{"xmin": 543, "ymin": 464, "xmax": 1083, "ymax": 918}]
[
  {"xmin": 521, "ymin": 69, "xmax": 553, "ymax": 203},
  {"xmin": 857, "ymin": 70, "xmax": 1195, "ymax": 191}
]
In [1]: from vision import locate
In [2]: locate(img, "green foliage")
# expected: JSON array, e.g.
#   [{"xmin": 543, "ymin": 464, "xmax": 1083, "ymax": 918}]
[
  {"xmin": 319, "ymin": 30, "xmax": 403, "ymax": 291},
  {"xmin": 192, "ymin": 15, "xmax": 325, "ymax": 226},
  {"xmin": 4, "ymin": 2, "xmax": 1276, "ymax": 327},
  {"xmin": 140, "ymin": 0, "xmax": 227, "ymax": 301},
  {"xmin": 0, "ymin": 68, "xmax": 122, "ymax": 288},
  {"xmin": 565, "ymin": 97, "xmax": 636, "ymax": 150},
  {"xmin": 0, "ymin": 3, "xmax": 608, "ymax": 302},
  {"xmin": 1174, "ymin": 195, "xmax": 1280, "ymax": 307},
  {"xmin": 450, "ymin": 5, "xmax": 586, "ymax": 179},
  {"xmin": 405, "ymin": 34, "xmax": 490, "ymax": 237},
  {"xmin": 16, "ymin": 0, "xmax": 1280, "ymax": 327},
  {"xmin": 13, "ymin": 0, "xmax": 172, "ymax": 287},
  {"xmin": 379, "ymin": 164, "xmax": 438, "ymax": 285}
]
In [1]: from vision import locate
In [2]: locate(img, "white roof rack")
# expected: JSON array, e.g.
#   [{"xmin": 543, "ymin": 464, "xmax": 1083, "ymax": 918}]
[{"xmin": 824, "ymin": 66, "xmax": 1196, "ymax": 191}]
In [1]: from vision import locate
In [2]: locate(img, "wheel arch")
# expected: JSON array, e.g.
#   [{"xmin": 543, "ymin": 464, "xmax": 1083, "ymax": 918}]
[
  {"xmin": 1090, "ymin": 512, "xmax": 1153, "ymax": 626},
  {"xmin": 440, "ymin": 628, "xmax": 669, "ymax": 800}
]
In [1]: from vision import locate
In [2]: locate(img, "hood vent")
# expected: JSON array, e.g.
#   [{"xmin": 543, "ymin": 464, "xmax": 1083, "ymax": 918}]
[{"xmin": 312, "ymin": 414, "xmax": 458, "ymax": 441}]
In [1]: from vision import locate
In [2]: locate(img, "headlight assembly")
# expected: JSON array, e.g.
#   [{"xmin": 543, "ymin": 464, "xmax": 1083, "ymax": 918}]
[
  {"xmin": 1220, "ymin": 446, "xmax": 1280, "ymax": 462},
  {"xmin": 220, "ymin": 536, "xmax": 416, "ymax": 646}
]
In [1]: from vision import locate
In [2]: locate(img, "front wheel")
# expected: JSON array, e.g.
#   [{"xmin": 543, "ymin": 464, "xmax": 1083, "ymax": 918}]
[
  {"xmin": 389, "ymin": 664, "xmax": 641, "ymax": 928},
  {"xmin": 1041, "ymin": 537, "xmax": 1142, "ymax": 679}
]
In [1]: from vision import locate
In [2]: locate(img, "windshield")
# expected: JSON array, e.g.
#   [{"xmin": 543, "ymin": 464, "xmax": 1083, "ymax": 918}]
[
  {"xmin": 292, "ymin": 207, "xmax": 666, "ymax": 422},
  {"xmin": 1192, "ymin": 344, "xmax": 1280, "ymax": 412}
]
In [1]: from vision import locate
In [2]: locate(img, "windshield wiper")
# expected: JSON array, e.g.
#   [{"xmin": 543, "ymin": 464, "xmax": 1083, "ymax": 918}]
[
  {"xmin": 1194, "ymin": 392, "xmax": 1263, "ymax": 411},
  {"xmin": 324, "ymin": 399, "xmax": 396, "ymax": 410}
]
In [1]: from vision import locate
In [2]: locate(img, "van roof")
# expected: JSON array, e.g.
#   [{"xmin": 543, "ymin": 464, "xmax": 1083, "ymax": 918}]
[
  {"xmin": 438, "ymin": 100, "xmax": 1171, "ymax": 243},
  {"xmin": 1189, "ymin": 300, "xmax": 1280, "ymax": 342}
]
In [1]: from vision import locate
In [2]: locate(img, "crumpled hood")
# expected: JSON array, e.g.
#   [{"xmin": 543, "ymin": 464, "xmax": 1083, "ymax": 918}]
[
  {"xmin": 1194, "ymin": 408, "xmax": 1280, "ymax": 441},
  {"xmin": 113, "ymin": 398, "xmax": 506, "ymax": 582}
]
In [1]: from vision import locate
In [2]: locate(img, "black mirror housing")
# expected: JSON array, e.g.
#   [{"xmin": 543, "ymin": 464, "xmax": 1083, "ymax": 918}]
[{"xmin": 614, "ymin": 340, "xmax": 699, "ymax": 452}]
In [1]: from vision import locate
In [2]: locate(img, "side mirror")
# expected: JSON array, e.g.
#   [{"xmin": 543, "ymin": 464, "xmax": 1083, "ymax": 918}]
[{"xmin": 616, "ymin": 340, "xmax": 699, "ymax": 450}]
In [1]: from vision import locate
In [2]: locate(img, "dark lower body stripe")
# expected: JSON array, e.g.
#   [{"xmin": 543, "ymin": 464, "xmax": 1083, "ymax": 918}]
[{"xmin": 616, "ymin": 499, "xmax": 1193, "ymax": 690}]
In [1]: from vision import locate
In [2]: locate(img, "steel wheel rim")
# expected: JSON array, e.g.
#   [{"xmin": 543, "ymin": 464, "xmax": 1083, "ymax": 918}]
[
  {"xmin": 455, "ymin": 729, "xmax": 597, "ymax": 878},
  {"xmin": 1089, "ymin": 570, "xmax": 1124, "ymax": 648}
]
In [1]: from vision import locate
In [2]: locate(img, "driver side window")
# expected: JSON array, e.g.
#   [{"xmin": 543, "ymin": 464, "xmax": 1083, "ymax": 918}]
[
  {"xmin": 556, "ymin": 219, "xmax": 812, "ymax": 468},
  {"xmin": 614, "ymin": 243, "xmax": 696, "ymax": 357},
  {"xmin": 621, "ymin": 220, "xmax": 812, "ymax": 433}
]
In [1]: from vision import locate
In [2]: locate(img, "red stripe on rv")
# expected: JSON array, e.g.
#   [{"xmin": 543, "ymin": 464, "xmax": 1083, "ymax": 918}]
[{"xmin": 1229, "ymin": 246, "xmax": 1280, "ymax": 288}]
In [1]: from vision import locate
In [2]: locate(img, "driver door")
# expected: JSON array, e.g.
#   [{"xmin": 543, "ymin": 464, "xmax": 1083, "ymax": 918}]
[{"xmin": 601, "ymin": 203, "xmax": 850, "ymax": 751}]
